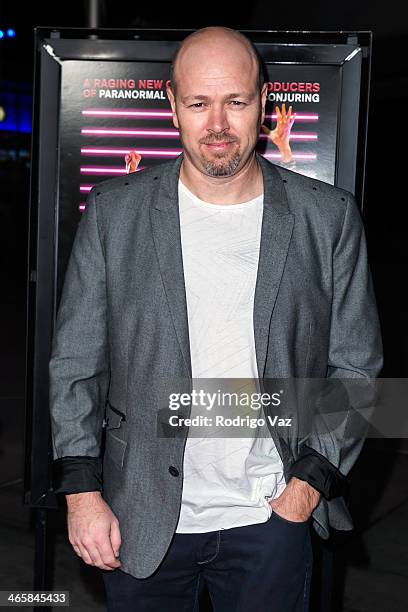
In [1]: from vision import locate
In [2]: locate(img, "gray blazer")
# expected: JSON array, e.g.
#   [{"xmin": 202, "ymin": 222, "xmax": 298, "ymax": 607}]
[{"xmin": 49, "ymin": 151, "xmax": 383, "ymax": 579}]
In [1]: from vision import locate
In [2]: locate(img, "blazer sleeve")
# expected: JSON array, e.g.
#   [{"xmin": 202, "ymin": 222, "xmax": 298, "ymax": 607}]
[
  {"xmin": 289, "ymin": 192, "xmax": 384, "ymax": 500},
  {"xmin": 49, "ymin": 187, "xmax": 109, "ymax": 495}
]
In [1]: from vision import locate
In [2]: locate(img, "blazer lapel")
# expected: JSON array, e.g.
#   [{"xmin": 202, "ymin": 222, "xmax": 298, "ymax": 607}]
[
  {"xmin": 150, "ymin": 152, "xmax": 192, "ymax": 378},
  {"xmin": 149, "ymin": 151, "xmax": 294, "ymax": 381},
  {"xmin": 253, "ymin": 152, "xmax": 295, "ymax": 378}
]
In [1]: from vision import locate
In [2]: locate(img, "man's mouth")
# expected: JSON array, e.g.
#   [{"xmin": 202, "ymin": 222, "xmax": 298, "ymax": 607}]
[{"xmin": 203, "ymin": 141, "xmax": 236, "ymax": 150}]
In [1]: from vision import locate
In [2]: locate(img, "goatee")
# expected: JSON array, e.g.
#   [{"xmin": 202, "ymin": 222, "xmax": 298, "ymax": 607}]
[{"xmin": 201, "ymin": 150, "xmax": 241, "ymax": 177}]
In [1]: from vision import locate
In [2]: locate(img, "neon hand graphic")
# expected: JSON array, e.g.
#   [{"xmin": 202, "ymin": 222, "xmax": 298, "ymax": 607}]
[
  {"xmin": 125, "ymin": 151, "xmax": 142, "ymax": 174},
  {"xmin": 261, "ymin": 104, "xmax": 295, "ymax": 163}
]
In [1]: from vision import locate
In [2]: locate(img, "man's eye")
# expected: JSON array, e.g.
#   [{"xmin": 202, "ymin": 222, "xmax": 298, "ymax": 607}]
[{"xmin": 188, "ymin": 101, "xmax": 245, "ymax": 108}]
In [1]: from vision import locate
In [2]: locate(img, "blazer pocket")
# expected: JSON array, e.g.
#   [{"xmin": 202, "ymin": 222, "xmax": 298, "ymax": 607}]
[
  {"xmin": 105, "ymin": 401, "xmax": 126, "ymax": 429},
  {"xmin": 105, "ymin": 430, "xmax": 127, "ymax": 469},
  {"xmin": 104, "ymin": 402, "xmax": 127, "ymax": 469}
]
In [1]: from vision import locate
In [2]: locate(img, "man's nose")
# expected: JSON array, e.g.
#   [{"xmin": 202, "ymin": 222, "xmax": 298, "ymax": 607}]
[{"xmin": 206, "ymin": 104, "xmax": 230, "ymax": 133}]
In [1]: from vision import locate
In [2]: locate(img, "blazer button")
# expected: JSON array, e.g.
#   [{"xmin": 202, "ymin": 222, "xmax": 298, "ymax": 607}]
[{"xmin": 169, "ymin": 466, "xmax": 179, "ymax": 477}]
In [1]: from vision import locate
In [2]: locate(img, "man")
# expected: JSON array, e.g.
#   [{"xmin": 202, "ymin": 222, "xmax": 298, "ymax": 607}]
[{"xmin": 49, "ymin": 26, "xmax": 383, "ymax": 611}]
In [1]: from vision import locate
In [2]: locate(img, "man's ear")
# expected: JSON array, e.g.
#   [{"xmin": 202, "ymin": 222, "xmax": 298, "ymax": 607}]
[
  {"xmin": 166, "ymin": 86, "xmax": 179, "ymax": 129},
  {"xmin": 260, "ymin": 82, "xmax": 268, "ymax": 126}
]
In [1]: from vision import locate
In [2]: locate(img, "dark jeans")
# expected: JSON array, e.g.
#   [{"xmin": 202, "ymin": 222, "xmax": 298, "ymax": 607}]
[{"xmin": 102, "ymin": 511, "xmax": 313, "ymax": 611}]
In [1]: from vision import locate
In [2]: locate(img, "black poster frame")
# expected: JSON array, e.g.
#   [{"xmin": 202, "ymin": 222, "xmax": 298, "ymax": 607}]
[{"xmin": 25, "ymin": 25, "xmax": 372, "ymax": 508}]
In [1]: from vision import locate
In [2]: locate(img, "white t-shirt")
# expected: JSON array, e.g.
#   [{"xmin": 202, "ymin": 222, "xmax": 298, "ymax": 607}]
[{"xmin": 175, "ymin": 178, "xmax": 286, "ymax": 533}]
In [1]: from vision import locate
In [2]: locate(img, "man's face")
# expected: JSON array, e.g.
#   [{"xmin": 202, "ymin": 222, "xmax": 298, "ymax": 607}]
[{"xmin": 167, "ymin": 40, "xmax": 267, "ymax": 177}]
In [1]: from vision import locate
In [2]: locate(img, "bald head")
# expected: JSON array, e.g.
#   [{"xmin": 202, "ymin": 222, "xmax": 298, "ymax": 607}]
[{"xmin": 169, "ymin": 27, "xmax": 264, "ymax": 99}]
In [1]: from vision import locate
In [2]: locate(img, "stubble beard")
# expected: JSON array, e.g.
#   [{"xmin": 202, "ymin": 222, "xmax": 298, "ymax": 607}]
[{"xmin": 200, "ymin": 147, "xmax": 242, "ymax": 177}]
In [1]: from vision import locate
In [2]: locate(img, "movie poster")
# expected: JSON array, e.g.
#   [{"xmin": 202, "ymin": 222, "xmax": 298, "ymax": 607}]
[{"xmin": 57, "ymin": 60, "xmax": 340, "ymax": 299}]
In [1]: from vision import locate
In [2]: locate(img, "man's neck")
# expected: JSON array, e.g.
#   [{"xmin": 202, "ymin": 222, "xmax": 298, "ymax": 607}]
[{"xmin": 179, "ymin": 153, "xmax": 264, "ymax": 205}]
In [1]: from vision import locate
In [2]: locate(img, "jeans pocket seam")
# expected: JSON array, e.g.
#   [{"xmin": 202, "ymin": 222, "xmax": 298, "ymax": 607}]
[{"xmin": 272, "ymin": 510, "xmax": 309, "ymax": 526}]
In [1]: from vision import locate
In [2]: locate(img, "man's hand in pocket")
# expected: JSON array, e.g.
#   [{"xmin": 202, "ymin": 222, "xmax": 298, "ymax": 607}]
[{"xmin": 270, "ymin": 477, "xmax": 321, "ymax": 522}]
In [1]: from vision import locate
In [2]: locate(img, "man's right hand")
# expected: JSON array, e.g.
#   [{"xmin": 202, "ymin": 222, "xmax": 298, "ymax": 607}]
[{"xmin": 66, "ymin": 491, "xmax": 122, "ymax": 571}]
